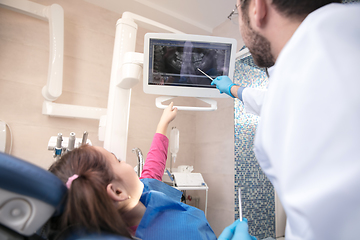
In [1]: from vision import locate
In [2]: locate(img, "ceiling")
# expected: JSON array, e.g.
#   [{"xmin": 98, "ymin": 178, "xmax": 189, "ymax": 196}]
[{"xmin": 85, "ymin": 0, "xmax": 237, "ymax": 35}]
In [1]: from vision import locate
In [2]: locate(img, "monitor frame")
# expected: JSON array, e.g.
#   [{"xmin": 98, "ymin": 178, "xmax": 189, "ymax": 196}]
[{"xmin": 143, "ymin": 33, "xmax": 237, "ymax": 98}]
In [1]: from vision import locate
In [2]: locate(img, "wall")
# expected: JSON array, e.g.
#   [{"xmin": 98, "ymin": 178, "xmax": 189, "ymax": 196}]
[{"xmin": 0, "ymin": 0, "xmax": 118, "ymax": 168}]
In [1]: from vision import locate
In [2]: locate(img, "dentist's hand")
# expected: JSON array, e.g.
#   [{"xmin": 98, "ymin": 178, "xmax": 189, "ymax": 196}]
[
  {"xmin": 211, "ymin": 76, "xmax": 236, "ymax": 98},
  {"xmin": 218, "ymin": 218, "xmax": 257, "ymax": 240}
]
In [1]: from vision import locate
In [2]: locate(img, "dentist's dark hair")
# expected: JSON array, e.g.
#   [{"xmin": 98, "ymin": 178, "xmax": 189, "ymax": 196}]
[
  {"xmin": 48, "ymin": 144, "xmax": 132, "ymax": 239},
  {"xmin": 239, "ymin": 0, "xmax": 342, "ymax": 20}
]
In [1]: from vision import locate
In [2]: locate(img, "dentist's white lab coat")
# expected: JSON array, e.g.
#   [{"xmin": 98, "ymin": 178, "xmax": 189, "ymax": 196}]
[
  {"xmin": 254, "ymin": 3, "xmax": 360, "ymax": 240},
  {"xmin": 242, "ymin": 87, "xmax": 267, "ymax": 116},
  {"xmin": 241, "ymin": 67, "xmax": 274, "ymax": 116}
]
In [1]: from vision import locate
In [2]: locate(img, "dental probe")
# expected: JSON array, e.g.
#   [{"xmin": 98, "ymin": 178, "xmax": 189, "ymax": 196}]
[
  {"xmin": 197, "ymin": 68, "xmax": 214, "ymax": 81},
  {"xmin": 81, "ymin": 131, "xmax": 88, "ymax": 146},
  {"xmin": 239, "ymin": 186, "xmax": 243, "ymax": 221}
]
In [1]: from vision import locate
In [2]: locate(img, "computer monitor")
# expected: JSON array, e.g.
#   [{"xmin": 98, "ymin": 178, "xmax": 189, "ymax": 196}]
[{"xmin": 143, "ymin": 33, "xmax": 237, "ymax": 98}]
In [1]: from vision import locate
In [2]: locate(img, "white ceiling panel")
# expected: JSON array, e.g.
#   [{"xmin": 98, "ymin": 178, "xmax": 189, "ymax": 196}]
[{"xmin": 85, "ymin": 0, "xmax": 236, "ymax": 34}]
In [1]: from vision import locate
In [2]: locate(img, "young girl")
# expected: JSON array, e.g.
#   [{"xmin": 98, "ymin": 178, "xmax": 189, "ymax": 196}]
[{"xmin": 48, "ymin": 102, "xmax": 216, "ymax": 240}]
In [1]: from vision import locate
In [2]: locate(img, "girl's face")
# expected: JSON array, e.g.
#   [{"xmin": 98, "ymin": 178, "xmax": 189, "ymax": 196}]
[{"xmin": 94, "ymin": 147, "xmax": 144, "ymax": 206}]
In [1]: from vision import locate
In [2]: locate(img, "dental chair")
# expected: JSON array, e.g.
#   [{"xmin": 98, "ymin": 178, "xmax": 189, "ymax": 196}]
[{"xmin": 0, "ymin": 152, "xmax": 131, "ymax": 240}]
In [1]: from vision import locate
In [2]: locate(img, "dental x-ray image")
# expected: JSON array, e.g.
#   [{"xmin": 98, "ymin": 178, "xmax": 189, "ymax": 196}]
[{"xmin": 149, "ymin": 40, "xmax": 231, "ymax": 88}]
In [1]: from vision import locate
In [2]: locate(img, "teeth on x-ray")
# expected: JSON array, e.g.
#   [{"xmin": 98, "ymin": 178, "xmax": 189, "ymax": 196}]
[{"xmin": 152, "ymin": 41, "xmax": 226, "ymax": 86}]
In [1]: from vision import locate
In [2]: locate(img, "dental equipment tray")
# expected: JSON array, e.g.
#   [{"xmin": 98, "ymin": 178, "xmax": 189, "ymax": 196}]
[{"xmin": 172, "ymin": 172, "xmax": 205, "ymax": 187}]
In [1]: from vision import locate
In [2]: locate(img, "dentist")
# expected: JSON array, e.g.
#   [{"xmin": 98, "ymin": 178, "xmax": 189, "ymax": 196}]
[{"xmin": 216, "ymin": 0, "xmax": 360, "ymax": 239}]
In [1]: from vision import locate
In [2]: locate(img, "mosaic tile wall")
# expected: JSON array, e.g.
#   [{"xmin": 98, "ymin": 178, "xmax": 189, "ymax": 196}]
[
  {"xmin": 343, "ymin": 0, "xmax": 360, "ymax": 3},
  {"xmin": 233, "ymin": 56, "xmax": 274, "ymax": 239}
]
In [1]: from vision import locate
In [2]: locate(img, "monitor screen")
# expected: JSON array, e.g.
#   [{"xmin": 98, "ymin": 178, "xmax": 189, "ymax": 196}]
[{"xmin": 143, "ymin": 33, "xmax": 237, "ymax": 98}]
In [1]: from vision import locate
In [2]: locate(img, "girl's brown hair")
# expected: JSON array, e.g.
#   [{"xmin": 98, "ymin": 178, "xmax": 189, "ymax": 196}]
[{"xmin": 48, "ymin": 145, "xmax": 132, "ymax": 238}]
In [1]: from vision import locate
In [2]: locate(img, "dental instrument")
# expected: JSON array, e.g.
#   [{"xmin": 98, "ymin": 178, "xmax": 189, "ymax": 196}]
[
  {"xmin": 239, "ymin": 186, "xmax": 243, "ymax": 221},
  {"xmin": 165, "ymin": 168, "xmax": 174, "ymax": 182},
  {"xmin": 67, "ymin": 132, "xmax": 76, "ymax": 152},
  {"xmin": 54, "ymin": 133, "xmax": 63, "ymax": 160},
  {"xmin": 81, "ymin": 131, "xmax": 88, "ymax": 146},
  {"xmin": 48, "ymin": 132, "xmax": 92, "ymax": 159},
  {"xmin": 197, "ymin": 68, "xmax": 214, "ymax": 81}
]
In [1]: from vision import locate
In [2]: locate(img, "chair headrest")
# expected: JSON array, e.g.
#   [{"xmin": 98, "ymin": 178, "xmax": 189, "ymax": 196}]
[{"xmin": 0, "ymin": 152, "xmax": 67, "ymax": 212}]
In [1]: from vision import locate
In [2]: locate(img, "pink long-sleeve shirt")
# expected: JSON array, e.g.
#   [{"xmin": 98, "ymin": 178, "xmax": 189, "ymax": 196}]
[{"xmin": 140, "ymin": 133, "xmax": 168, "ymax": 181}]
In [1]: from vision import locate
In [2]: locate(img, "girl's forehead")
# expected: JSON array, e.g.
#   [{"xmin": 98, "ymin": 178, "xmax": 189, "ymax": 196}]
[
  {"xmin": 93, "ymin": 146, "xmax": 116, "ymax": 161},
  {"xmin": 110, "ymin": 152, "xmax": 122, "ymax": 162}
]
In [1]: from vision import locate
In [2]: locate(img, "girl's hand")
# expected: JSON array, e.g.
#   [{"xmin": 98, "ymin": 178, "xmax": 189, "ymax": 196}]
[{"xmin": 156, "ymin": 102, "xmax": 178, "ymax": 135}]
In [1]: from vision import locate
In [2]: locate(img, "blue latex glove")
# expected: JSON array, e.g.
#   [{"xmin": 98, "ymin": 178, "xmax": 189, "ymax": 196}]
[
  {"xmin": 218, "ymin": 218, "xmax": 257, "ymax": 240},
  {"xmin": 211, "ymin": 76, "xmax": 236, "ymax": 98}
]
